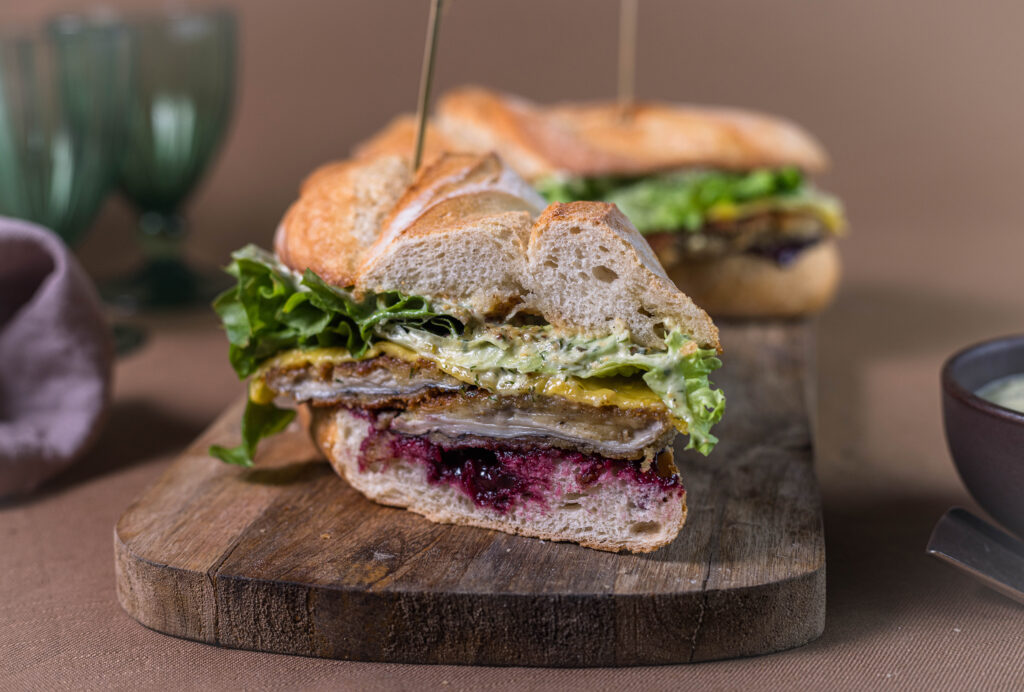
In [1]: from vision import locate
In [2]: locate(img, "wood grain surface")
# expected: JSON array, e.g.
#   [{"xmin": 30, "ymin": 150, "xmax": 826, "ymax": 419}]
[{"xmin": 114, "ymin": 322, "xmax": 825, "ymax": 666}]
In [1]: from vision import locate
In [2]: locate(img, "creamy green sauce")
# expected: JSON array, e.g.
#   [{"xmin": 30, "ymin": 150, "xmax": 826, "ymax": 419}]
[
  {"xmin": 976, "ymin": 374, "xmax": 1024, "ymax": 414},
  {"xmin": 378, "ymin": 322, "xmax": 726, "ymax": 453},
  {"xmin": 382, "ymin": 323, "xmax": 664, "ymax": 379}
]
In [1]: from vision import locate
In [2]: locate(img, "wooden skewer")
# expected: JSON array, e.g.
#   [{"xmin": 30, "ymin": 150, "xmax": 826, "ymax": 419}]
[
  {"xmin": 413, "ymin": 0, "xmax": 444, "ymax": 171},
  {"xmin": 618, "ymin": 0, "xmax": 638, "ymax": 118}
]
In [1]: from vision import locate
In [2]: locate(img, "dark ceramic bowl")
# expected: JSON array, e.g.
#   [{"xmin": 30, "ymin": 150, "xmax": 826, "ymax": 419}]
[{"xmin": 942, "ymin": 334, "xmax": 1024, "ymax": 537}]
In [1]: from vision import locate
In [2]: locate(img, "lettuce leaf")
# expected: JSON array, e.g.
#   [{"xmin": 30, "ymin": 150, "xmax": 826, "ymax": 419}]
[
  {"xmin": 641, "ymin": 332, "xmax": 725, "ymax": 455},
  {"xmin": 209, "ymin": 399, "xmax": 296, "ymax": 466},
  {"xmin": 536, "ymin": 167, "xmax": 842, "ymax": 234},
  {"xmin": 209, "ymin": 245, "xmax": 462, "ymax": 464},
  {"xmin": 211, "ymin": 247, "xmax": 725, "ymax": 463},
  {"xmin": 212, "ymin": 245, "xmax": 463, "ymax": 379}
]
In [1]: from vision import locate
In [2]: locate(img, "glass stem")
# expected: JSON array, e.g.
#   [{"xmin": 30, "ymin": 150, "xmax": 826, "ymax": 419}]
[{"xmin": 137, "ymin": 210, "xmax": 186, "ymax": 262}]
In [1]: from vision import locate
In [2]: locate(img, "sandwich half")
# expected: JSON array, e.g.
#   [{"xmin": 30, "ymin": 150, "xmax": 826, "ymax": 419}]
[
  {"xmin": 213, "ymin": 152, "xmax": 725, "ymax": 553},
  {"xmin": 359, "ymin": 87, "xmax": 846, "ymax": 318}
]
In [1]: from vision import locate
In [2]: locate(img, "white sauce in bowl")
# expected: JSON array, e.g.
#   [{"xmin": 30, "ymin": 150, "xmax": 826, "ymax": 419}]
[{"xmin": 976, "ymin": 373, "xmax": 1024, "ymax": 414}]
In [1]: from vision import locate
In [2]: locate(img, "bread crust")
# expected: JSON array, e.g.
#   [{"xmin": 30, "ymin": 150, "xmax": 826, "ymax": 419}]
[
  {"xmin": 275, "ymin": 155, "xmax": 412, "ymax": 287},
  {"xmin": 276, "ymin": 151, "xmax": 720, "ymax": 350},
  {"xmin": 437, "ymin": 86, "xmax": 828, "ymax": 179},
  {"xmin": 312, "ymin": 406, "xmax": 687, "ymax": 553},
  {"xmin": 369, "ymin": 151, "xmax": 545, "ymax": 253},
  {"xmin": 351, "ymin": 114, "xmax": 457, "ymax": 168},
  {"xmin": 663, "ymin": 240, "xmax": 841, "ymax": 318}
]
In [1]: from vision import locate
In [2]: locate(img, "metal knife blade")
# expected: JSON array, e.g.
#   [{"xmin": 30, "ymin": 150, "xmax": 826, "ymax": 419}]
[{"xmin": 926, "ymin": 507, "xmax": 1024, "ymax": 605}]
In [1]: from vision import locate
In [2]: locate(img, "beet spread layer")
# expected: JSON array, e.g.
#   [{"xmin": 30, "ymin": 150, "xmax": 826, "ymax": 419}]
[
  {"xmin": 352, "ymin": 409, "xmax": 682, "ymax": 514},
  {"xmin": 746, "ymin": 236, "xmax": 822, "ymax": 266}
]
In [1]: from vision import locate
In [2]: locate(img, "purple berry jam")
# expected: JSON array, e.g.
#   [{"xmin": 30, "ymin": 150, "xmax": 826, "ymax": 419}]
[
  {"xmin": 746, "ymin": 237, "xmax": 821, "ymax": 267},
  {"xmin": 390, "ymin": 436, "xmax": 554, "ymax": 512},
  {"xmin": 353, "ymin": 409, "xmax": 682, "ymax": 514}
]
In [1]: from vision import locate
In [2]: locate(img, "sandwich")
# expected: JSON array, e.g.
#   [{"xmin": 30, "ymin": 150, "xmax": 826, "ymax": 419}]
[
  {"xmin": 212, "ymin": 152, "xmax": 726, "ymax": 553},
  {"xmin": 357, "ymin": 87, "xmax": 846, "ymax": 318}
]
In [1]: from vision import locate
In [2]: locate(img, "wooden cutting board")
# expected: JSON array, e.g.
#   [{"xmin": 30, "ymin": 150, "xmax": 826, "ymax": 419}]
[{"xmin": 115, "ymin": 323, "xmax": 824, "ymax": 666}]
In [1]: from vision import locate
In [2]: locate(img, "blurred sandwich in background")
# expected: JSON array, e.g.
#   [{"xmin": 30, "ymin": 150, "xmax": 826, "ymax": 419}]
[{"xmin": 357, "ymin": 86, "xmax": 846, "ymax": 319}]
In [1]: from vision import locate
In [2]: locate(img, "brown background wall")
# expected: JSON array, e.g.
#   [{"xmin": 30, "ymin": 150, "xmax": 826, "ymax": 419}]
[{"xmin": 3, "ymin": 0, "xmax": 1024, "ymax": 295}]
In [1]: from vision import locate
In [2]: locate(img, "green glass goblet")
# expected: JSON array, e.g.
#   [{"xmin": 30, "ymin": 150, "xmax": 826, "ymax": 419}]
[
  {"xmin": 102, "ymin": 9, "xmax": 237, "ymax": 310},
  {"xmin": 0, "ymin": 22, "xmax": 127, "ymax": 246}
]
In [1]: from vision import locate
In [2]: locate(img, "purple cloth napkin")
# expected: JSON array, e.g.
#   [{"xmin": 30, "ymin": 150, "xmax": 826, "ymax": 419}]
[{"xmin": 0, "ymin": 217, "xmax": 113, "ymax": 497}]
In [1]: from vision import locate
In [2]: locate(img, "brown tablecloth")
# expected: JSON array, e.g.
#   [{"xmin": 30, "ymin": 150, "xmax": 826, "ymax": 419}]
[
  {"xmin": 2, "ymin": 281, "xmax": 1022, "ymax": 690},
  {"xmin": 3, "ymin": 0, "xmax": 1024, "ymax": 688}
]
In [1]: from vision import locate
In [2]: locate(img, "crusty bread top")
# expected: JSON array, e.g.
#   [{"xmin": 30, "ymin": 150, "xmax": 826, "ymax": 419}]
[
  {"xmin": 436, "ymin": 86, "xmax": 828, "ymax": 179},
  {"xmin": 352, "ymin": 114, "xmax": 457, "ymax": 170},
  {"xmin": 359, "ymin": 151, "xmax": 546, "ymax": 275},
  {"xmin": 663, "ymin": 239, "xmax": 840, "ymax": 319},
  {"xmin": 276, "ymin": 151, "xmax": 719, "ymax": 350},
  {"xmin": 434, "ymin": 88, "xmax": 627, "ymax": 182},
  {"xmin": 275, "ymin": 155, "xmax": 412, "ymax": 287}
]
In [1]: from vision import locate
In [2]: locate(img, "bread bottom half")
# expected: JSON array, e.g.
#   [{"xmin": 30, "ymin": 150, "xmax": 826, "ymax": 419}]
[
  {"xmin": 311, "ymin": 407, "xmax": 687, "ymax": 553},
  {"xmin": 663, "ymin": 240, "xmax": 841, "ymax": 319}
]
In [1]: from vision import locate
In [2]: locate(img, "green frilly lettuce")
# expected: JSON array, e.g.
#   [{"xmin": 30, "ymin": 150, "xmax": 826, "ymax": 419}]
[
  {"xmin": 210, "ymin": 245, "xmax": 462, "ymax": 465},
  {"xmin": 211, "ymin": 246, "xmax": 725, "ymax": 464},
  {"xmin": 536, "ymin": 167, "xmax": 842, "ymax": 234},
  {"xmin": 213, "ymin": 245, "xmax": 462, "ymax": 379},
  {"xmin": 642, "ymin": 332, "xmax": 724, "ymax": 455}
]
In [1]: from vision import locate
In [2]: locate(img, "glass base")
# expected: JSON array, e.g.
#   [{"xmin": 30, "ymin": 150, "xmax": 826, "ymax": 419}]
[{"xmin": 100, "ymin": 257, "xmax": 229, "ymax": 311}]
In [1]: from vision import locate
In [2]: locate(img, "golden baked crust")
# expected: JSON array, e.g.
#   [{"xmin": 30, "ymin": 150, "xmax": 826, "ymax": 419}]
[
  {"xmin": 546, "ymin": 100, "xmax": 828, "ymax": 175},
  {"xmin": 274, "ymin": 152, "xmax": 720, "ymax": 350},
  {"xmin": 352, "ymin": 113, "xmax": 457, "ymax": 168},
  {"xmin": 436, "ymin": 87, "xmax": 627, "ymax": 181},
  {"xmin": 436, "ymin": 86, "xmax": 829, "ymax": 179},
  {"xmin": 275, "ymin": 155, "xmax": 412, "ymax": 287},
  {"xmin": 663, "ymin": 240, "xmax": 841, "ymax": 318}
]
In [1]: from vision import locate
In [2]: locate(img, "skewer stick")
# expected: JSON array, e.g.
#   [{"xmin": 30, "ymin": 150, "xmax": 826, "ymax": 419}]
[
  {"xmin": 618, "ymin": 0, "xmax": 638, "ymax": 116},
  {"xmin": 413, "ymin": 0, "xmax": 444, "ymax": 170}
]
